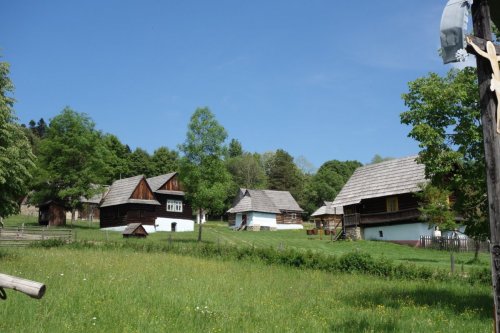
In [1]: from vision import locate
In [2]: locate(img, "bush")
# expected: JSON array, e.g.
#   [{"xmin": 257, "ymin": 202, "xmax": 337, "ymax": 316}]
[
  {"xmin": 29, "ymin": 239, "xmax": 67, "ymax": 248},
  {"xmin": 338, "ymin": 251, "xmax": 375, "ymax": 273},
  {"xmin": 52, "ymin": 239, "xmax": 491, "ymax": 285}
]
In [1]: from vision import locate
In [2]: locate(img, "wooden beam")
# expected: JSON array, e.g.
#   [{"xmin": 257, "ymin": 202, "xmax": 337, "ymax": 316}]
[
  {"xmin": 490, "ymin": 0, "xmax": 500, "ymax": 30},
  {"xmin": 466, "ymin": 35, "xmax": 500, "ymax": 55},
  {"xmin": 471, "ymin": 1, "xmax": 500, "ymax": 331},
  {"xmin": 0, "ymin": 273, "xmax": 46, "ymax": 299}
]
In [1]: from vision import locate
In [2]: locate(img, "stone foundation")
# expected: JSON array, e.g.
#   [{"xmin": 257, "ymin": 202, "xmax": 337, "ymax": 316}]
[
  {"xmin": 345, "ymin": 227, "xmax": 362, "ymax": 240},
  {"xmin": 247, "ymin": 225, "xmax": 261, "ymax": 231}
]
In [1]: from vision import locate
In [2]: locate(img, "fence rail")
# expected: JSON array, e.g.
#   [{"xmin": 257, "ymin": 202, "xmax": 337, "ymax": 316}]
[
  {"xmin": 0, "ymin": 226, "xmax": 73, "ymax": 247},
  {"xmin": 419, "ymin": 235, "xmax": 489, "ymax": 252}
]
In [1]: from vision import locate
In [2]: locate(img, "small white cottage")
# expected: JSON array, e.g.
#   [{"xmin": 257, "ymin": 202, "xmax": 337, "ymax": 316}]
[{"xmin": 227, "ymin": 189, "xmax": 304, "ymax": 230}]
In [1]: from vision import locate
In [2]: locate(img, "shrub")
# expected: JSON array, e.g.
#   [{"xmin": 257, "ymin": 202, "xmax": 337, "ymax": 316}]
[
  {"xmin": 29, "ymin": 239, "xmax": 67, "ymax": 248},
  {"xmin": 338, "ymin": 251, "xmax": 375, "ymax": 273}
]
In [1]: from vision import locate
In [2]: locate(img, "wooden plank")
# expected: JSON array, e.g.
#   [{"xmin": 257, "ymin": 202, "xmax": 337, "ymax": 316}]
[
  {"xmin": 471, "ymin": 1, "xmax": 500, "ymax": 331},
  {"xmin": 466, "ymin": 35, "xmax": 500, "ymax": 55}
]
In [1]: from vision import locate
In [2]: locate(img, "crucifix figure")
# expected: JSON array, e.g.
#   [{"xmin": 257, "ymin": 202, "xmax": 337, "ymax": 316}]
[{"xmin": 467, "ymin": 36, "xmax": 500, "ymax": 133}]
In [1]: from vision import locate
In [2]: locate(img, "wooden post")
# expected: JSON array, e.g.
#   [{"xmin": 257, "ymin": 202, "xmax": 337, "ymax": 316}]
[
  {"xmin": 471, "ymin": 1, "xmax": 500, "ymax": 330},
  {"xmin": 197, "ymin": 208, "xmax": 203, "ymax": 242},
  {"xmin": 0, "ymin": 273, "xmax": 46, "ymax": 299}
]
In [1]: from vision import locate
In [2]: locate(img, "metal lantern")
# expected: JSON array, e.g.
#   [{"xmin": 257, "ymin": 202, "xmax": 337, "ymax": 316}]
[{"xmin": 440, "ymin": 0, "xmax": 473, "ymax": 64}]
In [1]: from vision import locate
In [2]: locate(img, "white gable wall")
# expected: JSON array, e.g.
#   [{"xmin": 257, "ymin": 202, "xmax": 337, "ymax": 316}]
[
  {"xmin": 363, "ymin": 222, "xmax": 433, "ymax": 241},
  {"xmin": 155, "ymin": 217, "xmax": 194, "ymax": 232},
  {"xmin": 235, "ymin": 212, "xmax": 276, "ymax": 228}
]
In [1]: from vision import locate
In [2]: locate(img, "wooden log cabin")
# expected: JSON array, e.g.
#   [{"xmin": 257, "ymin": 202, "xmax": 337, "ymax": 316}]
[
  {"xmin": 331, "ymin": 156, "xmax": 433, "ymax": 245},
  {"xmin": 310, "ymin": 201, "xmax": 343, "ymax": 230},
  {"xmin": 99, "ymin": 173, "xmax": 192, "ymax": 229},
  {"xmin": 38, "ymin": 200, "xmax": 66, "ymax": 226}
]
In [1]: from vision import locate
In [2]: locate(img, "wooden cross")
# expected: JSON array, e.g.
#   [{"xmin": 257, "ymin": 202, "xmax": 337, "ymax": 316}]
[{"xmin": 466, "ymin": 35, "xmax": 500, "ymax": 133}]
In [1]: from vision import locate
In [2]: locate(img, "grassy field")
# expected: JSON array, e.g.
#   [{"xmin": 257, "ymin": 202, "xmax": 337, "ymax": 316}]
[
  {"xmin": 4, "ymin": 215, "xmax": 491, "ymax": 273},
  {"xmin": 0, "ymin": 246, "xmax": 493, "ymax": 333},
  {"xmin": 0, "ymin": 215, "xmax": 494, "ymax": 332}
]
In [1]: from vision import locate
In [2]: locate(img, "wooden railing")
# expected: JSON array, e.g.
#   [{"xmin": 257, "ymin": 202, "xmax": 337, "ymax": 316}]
[
  {"xmin": 0, "ymin": 227, "xmax": 73, "ymax": 247},
  {"xmin": 343, "ymin": 214, "xmax": 360, "ymax": 227},
  {"xmin": 360, "ymin": 208, "xmax": 421, "ymax": 225},
  {"xmin": 343, "ymin": 208, "xmax": 421, "ymax": 227}
]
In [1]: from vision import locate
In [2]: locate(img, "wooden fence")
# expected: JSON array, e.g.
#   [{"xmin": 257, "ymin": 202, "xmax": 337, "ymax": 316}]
[
  {"xmin": 0, "ymin": 226, "xmax": 73, "ymax": 247},
  {"xmin": 419, "ymin": 235, "xmax": 489, "ymax": 252}
]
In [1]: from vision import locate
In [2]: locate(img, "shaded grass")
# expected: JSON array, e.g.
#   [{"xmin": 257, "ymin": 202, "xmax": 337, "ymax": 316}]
[{"xmin": 0, "ymin": 247, "xmax": 493, "ymax": 332}]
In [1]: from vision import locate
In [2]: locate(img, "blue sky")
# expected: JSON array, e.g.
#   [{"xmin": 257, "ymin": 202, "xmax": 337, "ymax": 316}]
[{"xmin": 2, "ymin": 1, "xmax": 458, "ymax": 167}]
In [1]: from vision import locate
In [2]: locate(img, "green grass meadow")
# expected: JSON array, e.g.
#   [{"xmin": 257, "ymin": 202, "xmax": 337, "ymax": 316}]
[{"xmin": 0, "ymin": 215, "xmax": 494, "ymax": 332}]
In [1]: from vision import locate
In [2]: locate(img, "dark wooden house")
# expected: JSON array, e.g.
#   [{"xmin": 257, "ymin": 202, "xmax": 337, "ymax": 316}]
[
  {"xmin": 99, "ymin": 173, "xmax": 192, "ymax": 229},
  {"xmin": 99, "ymin": 175, "xmax": 161, "ymax": 228},
  {"xmin": 38, "ymin": 201, "xmax": 66, "ymax": 226},
  {"xmin": 146, "ymin": 173, "xmax": 193, "ymax": 221},
  {"xmin": 332, "ymin": 156, "xmax": 430, "ymax": 245},
  {"xmin": 122, "ymin": 223, "xmax": 148, "ymax": 238}
]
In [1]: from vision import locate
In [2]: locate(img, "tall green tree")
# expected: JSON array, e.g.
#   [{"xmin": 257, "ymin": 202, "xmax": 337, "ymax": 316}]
[
  {"xmin": 226, "ymin": 152, "xmax": 267, "ymax": 189},
  {"xmin": 228, "ymin": 138, "xmax": 243, "ymax": 158},
  {"xmin": 32, "ymin": 107, "xmax": 106, "ymax": 223},
  {"xmin": 0, "ymin": 61, "xmax": 35, "ymax": 222},
  {"xmin": 401, "ymin": 67, "xmax": 489, "ymax": 243},
  {"xmin": 312, "ymin": 160, "xmax": 361, "ymax": 202},
  {"xmin": 101, "ymin": 133, "xmax": 131, "ymax": 183},
  {"xmin": 266, "ymin": 149, "xmax": 302, "ymax": 193},
  {"xmin": 266, "ymin": 149, "xmax": 305, "ymax": 211},
  {"xmin": 179, "ymin": 107, "xmax": 232, "ymax": 241},
  {"xmin": 151, "ymin": 146, "xmax": 180, "ymax": 176},
  {"xmin": 302, "ymin": 159, "xmax": 361, "ymax": 216},
  {"xmin": 127, "ymin": 148, "xmax": 153, "ymax": 177}
]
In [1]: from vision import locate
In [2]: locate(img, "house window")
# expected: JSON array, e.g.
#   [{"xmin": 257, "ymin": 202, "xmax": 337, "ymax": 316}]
[
  {"xmin": 166, "ymin": 200, "xmax": 183, "ymax": 212},
  {"xmin": 386, "ymin": 197, "xmax": 399, "ymax": 212},
  {"xmin": 379, "ymin": 230, "xmax": 384, "ymax": 238}
]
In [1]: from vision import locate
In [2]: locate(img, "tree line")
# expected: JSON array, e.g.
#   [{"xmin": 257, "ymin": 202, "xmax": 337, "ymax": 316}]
[
  {"xmin": 0, "ymin": 60, "xmax": 362, "ymax": 222},
  {"xmin": 3, "ymin": 54, "xmax": 492, "ymax": 246}
]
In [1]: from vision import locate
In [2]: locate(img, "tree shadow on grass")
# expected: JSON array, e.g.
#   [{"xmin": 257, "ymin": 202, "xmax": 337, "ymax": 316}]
[
  {"xmin": 164, "ymin": 238, "xmax": 211, "ymax": 244},
  {"xmin": 399, "ymin": 257, "xmax": 440, "ymax": 263},
  {"xmin": 348, "ymin": 287, "xmax": 492, "ymax": 319},
  {"xmin": 331, "ymin": 317, "xmax": 399, "ymax": 333}
]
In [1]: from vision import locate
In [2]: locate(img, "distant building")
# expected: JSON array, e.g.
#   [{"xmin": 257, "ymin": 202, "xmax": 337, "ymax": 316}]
[
  {"xmin": 38, "ymin": 200, "xmax": 66, "ymax": 226},
  {"xmin": 227, "ymin": 189, "xmax": 303, "ymax": 231},
  {"xmin": 99, "ymin": 173, "xmax": 193, "ymax": 229},
  {"xmin": 310, "ymin": 201, "xmax": 343, "ymax": 230},
  {"xmin": 332, "ymin": 156, "xmax": 433, "ymax": 245}
]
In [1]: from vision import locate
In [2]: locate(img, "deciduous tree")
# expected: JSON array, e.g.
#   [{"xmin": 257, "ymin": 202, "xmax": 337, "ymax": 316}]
[
  {"xmin": 0, "ymin": 61, "xmax": 35, "ymax": 222},
  {"xmin": 151, "ymin": 146, "xmax": 179, "ymax": 176},
  {"xmin": 228, "ymin": 138, "xmax": 243, "ymax": 158},
  {"xmin": 32, "ymin": 108, "xmax": 106, "ymax": 223},
  {"xmin": 179, "ymin": 107, "xmax": 232, "ymax": 241},
  {"xmin": 226, "ymin": 152, "xmax": 267, "ymax": 189},
  {"xmin": 401, "ymin": 67, "xmax": 489, "ymax": 245}
]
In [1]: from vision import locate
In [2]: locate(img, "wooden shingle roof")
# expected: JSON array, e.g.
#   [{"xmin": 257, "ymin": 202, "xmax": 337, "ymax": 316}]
[
  {"xmin": 146, "ymin": 173, "xmax": 176, "ymax": 192},
  {"xmin": 227, "ymin": 189, "xmax": 303, "ymax": 214},
  {"xmin": 311, "ymin": 201, "xmax": 343, "ymax": 217},
  {"xmin": 122, "ymin": 223, "xmax": 148, "ymax": 235},
  {"xmin": 331, "ymin": 156, "xmax": 427, "ymax": 207},
  {"xmin": 100, "ymin": 175, "xmax": 160, "ymax": 207}
]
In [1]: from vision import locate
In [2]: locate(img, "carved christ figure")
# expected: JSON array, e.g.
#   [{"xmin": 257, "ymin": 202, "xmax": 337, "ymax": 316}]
[{"xmin": 467, "ymin": 37, "xmax": 500, "ymax": 133}]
